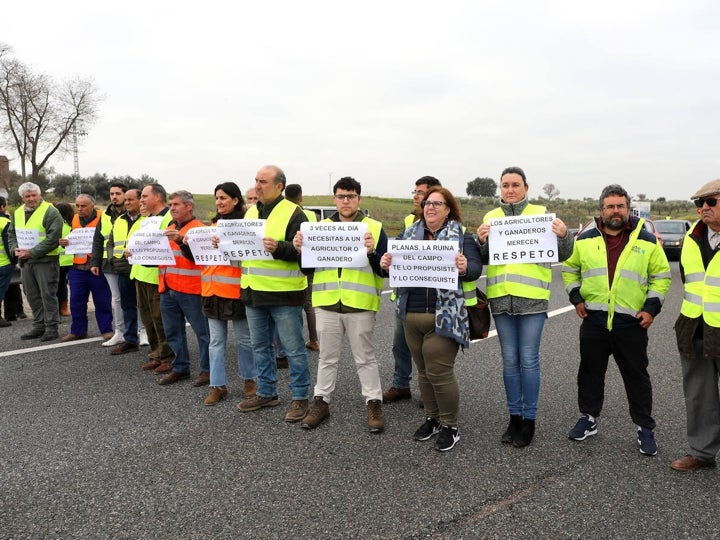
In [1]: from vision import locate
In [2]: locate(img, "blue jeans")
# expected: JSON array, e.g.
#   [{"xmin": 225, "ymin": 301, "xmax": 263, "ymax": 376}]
[
  {"xmin": 160, "ymin": 289, "xmax": 210, "ymax": 374},
  {"xmin": 493, "ymin": 312, "xmax": 547, "ymax": 420},
  {"xmin": 246, "ymin": 304, "xmax": 311, "ymax": 400},
  {"xmin": 391, "ymin": 314, "xmax": 413, "ymax": 388},
  {"xmin": 208, "ymin": 317, "xmax": 257, "ymax": 387},
  {"xmin": 118, "ymin": 274, "xmax": 138, "ymax": 345}
]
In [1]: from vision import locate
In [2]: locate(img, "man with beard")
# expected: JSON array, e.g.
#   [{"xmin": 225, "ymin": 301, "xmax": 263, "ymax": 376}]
[{"xmin": 562, "ymin": 184, "xmax": 671, "ymax": 456}]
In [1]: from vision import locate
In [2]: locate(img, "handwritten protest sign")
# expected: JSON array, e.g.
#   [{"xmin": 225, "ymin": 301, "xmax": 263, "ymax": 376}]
[
  {"xmin": 388, "ymin": 240, "xmax": 459, "ymax": 291},
  {"xmin": 127, "ymin": 229, "xmax": 175, "ymax": 265},
  {"xmin": 300, "ymin": 221, "xmax": 369, "ymax": 268},
  {"xmin": 488, "ymin": 213, "xmax": 558, "ymax": 264},
  {"xmin": 63, "ymin": 227, "xmax": 95, "ymax": 255},
  {"xmin": 14, "ymin": 228, "xmax": 40, "ymax": 249},
  {"xmin": 185, "ymin": 226, "xmax": 230, "ymax": 266},
  {"xmin": 216, "ymin": 219, "xmax": 272, "ymax": 261}
]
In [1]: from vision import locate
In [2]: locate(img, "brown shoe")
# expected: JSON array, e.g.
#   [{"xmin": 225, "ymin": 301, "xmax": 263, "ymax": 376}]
[
  {"xmin": 59, "ymin": 301, "xmax": 71, "ymax": 317},
  {"xmin": 382, "ymin": 386, "xmax": 411, "ymax": 402},
  {"xmin": 243, "ymin": 379, "xmax": 257, "ymax": 398},
  {"xmin": 142, "ymin": 359, "xmax": 161, "ymax": 371},
  {"xmin": 301, "ymin": 396, "xmax": 329, "ymax": 429},
  {"xmin": 61, "ymin": 333, "xmax": 87, "ymax": 342},
  {"xmin": 154, "ymin": 362, "xmax": 173, "ymax": 374},
  {"xmin": 305, "ymin": 340, "xmax": 320, "ymax": 351},
  {"xmin": 111, "ymin": 342, "xmax": 139, "ymax": 355},
  {"xmin": 193, "ymin": 371, "xmax": 210, "ymax": 387},
  {"xmin": 367, "ymin": 399, "xmax": 385, "ymax": 433},
  {"xmin": 159, "ymin": 371, "xmax": 190, "ymax": 385},
  {"xmin": 237, "ymin": 394, "xmax": 280, "ymax": 412},
  {"xmin": 670, "ymin": 454, "xmax": 717, "ymax": 471},
  {"xmin": 276, "ymin": 356, "xmax": 289, "ymax": 369},
  {"xmin": 204, "ymin": 386, "xmax": 228, "ymax": 406},
  {"xmin": 284, "ymin": 399, "xmax": 309, "ymax": 423},
  {"xmin": 101, "ymin": 332, "xmax": 114, "ymax": 340}
]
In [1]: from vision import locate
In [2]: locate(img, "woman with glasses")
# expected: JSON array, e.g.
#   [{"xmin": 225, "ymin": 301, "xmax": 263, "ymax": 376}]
[
  {"xmin": 380, "ymin": 186, "xmax": 482, "ymax": 452},
  {"xmin": 476, "ymin": 167, "xmax": 574, "ymax": 448}
]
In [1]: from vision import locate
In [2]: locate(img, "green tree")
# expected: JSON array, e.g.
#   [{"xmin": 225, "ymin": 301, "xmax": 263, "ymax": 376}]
[{"xmin": 466, "ymin": 177, "xmax": 496, "ymax": 197}]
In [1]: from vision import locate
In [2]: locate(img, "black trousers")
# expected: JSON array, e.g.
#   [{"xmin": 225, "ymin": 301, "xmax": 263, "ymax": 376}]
[{"xmin": 577, "ymin": 319, "xmax": 655, "ymax": 429}]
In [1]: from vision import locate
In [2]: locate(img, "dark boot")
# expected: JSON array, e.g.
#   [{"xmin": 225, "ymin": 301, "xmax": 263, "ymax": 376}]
[
  {"xmin": 501, "ymin": 415, "xmax": 523, "ymax": 444},
  {"xmin": 513, "ymin": 418, "xmax": 536, "ymax": 448}
]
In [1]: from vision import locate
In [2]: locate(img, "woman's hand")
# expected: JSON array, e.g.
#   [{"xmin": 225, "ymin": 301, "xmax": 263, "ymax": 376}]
[
  {"xmin": 380, "ymin": 252, "xmax": 392, "ymax": 271},
  {"xmin": 455, "ymin": 253, "xmax": 467, "ymax": 275},
  {"xmin": 476, "ymin": 223, "xmax": 490, "ymax": 244}
]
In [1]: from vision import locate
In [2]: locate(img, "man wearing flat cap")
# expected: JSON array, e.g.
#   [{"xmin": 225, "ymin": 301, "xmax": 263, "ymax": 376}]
[{"xmin": 671, "ymin": 178, "xmax": 720, "ymax": 471}]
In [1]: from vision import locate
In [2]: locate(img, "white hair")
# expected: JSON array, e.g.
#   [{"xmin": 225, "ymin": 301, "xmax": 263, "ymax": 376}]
[{"xmin": 18, "ymin": 182, "xmax": 41, "ymax": 196}]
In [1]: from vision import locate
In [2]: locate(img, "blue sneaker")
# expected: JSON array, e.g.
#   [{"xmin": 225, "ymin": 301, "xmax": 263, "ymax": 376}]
[
  {"xmin": 637, "ymin": 427, "xmax": 658, "ymax": 456},
  {"xmin": 569, "ymin": 414, "xmax": 598, "ymax": 441}
]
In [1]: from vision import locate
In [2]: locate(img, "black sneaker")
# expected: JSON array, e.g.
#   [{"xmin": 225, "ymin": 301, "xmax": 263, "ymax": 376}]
[
  {"xmin": 413, "ymin": 417, "xmax": 441, "ymax": 441},
  {"xmin": 568, "ymin": 414, "xmax": 598, "ymax": 441},
  {"xmin": 435, "ymin": 425, "xmax": 460, "ymax": 452}
]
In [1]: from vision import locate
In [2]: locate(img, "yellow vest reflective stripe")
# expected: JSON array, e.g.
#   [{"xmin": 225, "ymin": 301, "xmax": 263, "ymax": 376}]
[
  {"xmin": 58, "ymin": 223, "xmax": 74, "ymax": 266},
  {"xmin": 13, "ymin": 200, "xmax": 61, "ymax": 256},
  {"xmin": 0, "ymin": 217, "xmax": 10, "ymax": 266},
  {"xmin": 111, "ymin": 217, "xmax": 130, "ymax": 258},
  {"xmin": 312, "ymin": 217, "xmax": 384, "ymax": 311},
  {"xmin": 562, "ymin": 218, "xmax": 671, "ymax": 329},
  {"xmin": 129, "ymin": 212, "xmax": 173, "ymax": 284},
  {"xmin": 484, "ymin": 204, "xmax": 551, "ymax": 300},
  {"xmin": 241, "ymin": 200, "xmax": 306, "ymax": 291},
  {"xmin": 680, "ymin": 226, "xmax": 720, "ymax": 327}
]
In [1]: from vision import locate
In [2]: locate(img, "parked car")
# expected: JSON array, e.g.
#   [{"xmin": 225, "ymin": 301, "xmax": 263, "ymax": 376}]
[{"xmin": 654, "ymin": 219, "xmax": 693, "ymax": 259}]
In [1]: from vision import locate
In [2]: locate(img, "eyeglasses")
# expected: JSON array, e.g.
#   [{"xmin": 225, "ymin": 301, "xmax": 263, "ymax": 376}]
[
  {"xmin": 333, "ymin": 194, "xmax": 358, "ymax": 202},
  {"xmin": 602, "ymin": 204, "xmax": 627, "ymax": 211},
  {"xmin": 694, "ymin": 197, "xmax": 719, "ymax": 208},
  {"xmin": 411, "ymin": 190, "xmax": 427, "ymax": 197},
  {"xmin": 422, "ymin": 200, "xmax": 447, "ymax": 208}
]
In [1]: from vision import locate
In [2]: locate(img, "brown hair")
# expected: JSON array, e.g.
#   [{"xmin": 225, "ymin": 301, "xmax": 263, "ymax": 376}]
[{"xmin": 423, "ymin": 186, "xmax": 463, "ymax": 223}]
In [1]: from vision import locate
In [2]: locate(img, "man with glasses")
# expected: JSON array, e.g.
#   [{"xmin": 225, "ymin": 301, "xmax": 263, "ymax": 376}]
[
  {"xmin": 383, "ymin": 176, "xmax": 441, "ymax": 404},
  {"xmin": 671, "ymin": 179, "xmax": 720, "ymax": 471},
  {"xmin": 294, "ymin": 176, "xmax": 388, "ymax": 432},
  {"xmin": 562, "ymin": 184, "xmax": 670, "ymax": 456}
]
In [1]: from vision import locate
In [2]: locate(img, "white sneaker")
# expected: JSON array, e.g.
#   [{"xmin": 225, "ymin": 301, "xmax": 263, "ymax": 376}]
[
  {"xmin": 138, "ymin": 328, "xmax": 149, "ymax": 347},
  {"xmin": 102, "ymin": 331, "xmax": 125, "ymax": 347}
]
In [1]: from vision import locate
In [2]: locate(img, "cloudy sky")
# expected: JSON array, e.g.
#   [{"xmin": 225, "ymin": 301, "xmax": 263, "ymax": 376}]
[{"xmin": 3, "ymin": 0, "xmax": 719, "ymax": 201}]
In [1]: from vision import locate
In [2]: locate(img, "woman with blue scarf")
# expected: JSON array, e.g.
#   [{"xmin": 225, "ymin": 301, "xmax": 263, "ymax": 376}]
[{"xmin": 380, "ymin": 187, "xmax": 482, "ymax": 452}]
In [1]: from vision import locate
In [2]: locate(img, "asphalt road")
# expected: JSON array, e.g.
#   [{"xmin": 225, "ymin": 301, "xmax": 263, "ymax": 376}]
[{"xmin": 2, "ymin": 261, "xmax": 719, "ymax": 539}]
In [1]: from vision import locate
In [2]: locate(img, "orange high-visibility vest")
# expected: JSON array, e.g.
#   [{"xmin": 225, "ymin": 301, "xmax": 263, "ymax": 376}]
[{"xmin": 158, "ymin": 219, "xmax": 204, "ymax": 295}]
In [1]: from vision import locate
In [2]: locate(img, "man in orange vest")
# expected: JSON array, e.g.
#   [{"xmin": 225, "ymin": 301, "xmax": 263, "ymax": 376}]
[
  {"xmin": 157, "ymin": 190, "xmax": 211, "ymax": 386},
  {"xmin": 59, "ymin": 194, "xmax": 113, "ymax": 341}
]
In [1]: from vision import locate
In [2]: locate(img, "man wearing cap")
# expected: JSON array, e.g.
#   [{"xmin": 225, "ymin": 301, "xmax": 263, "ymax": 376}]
[
  {"xmin": 562, "ymin": 184, "xmax": 671, "ymax": 456},
  {"xmin": 671, "ymin": 178, "xmax": 720, "ymax": 471}
]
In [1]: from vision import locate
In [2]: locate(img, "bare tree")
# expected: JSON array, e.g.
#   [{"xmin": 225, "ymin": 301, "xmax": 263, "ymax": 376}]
[
  {"xmin": 0, "ymin": 43, "xmax": 100, "ymax": 182},
  {"xmin": 542, "ymin": 183, "xmax": 560, "ymax": 200}
]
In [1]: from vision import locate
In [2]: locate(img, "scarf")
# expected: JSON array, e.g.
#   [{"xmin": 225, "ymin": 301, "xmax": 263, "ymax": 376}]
[{"xmin": 401, "ymin": 219, "xmax": 470, "ymax": 348}]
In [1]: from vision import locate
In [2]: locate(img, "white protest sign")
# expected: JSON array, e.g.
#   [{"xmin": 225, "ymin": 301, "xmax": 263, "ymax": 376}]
[
  {"xmin": 300, "ymin": 221, "xmax": 369, "ymax": 268},
  {"xmin": 185, "ymin": 226, "xmax": 230, "ymax": 266},
  {"xmin": 216, "ymin": 219, "xmax": 272, "ymax": 261},
  {"xmin": 14, "ymin": 228, "xmax": 40, "ymax": 249},
  {"xmin": 488, "ymin": 213, "xmax": 558, "ymax": 264},
  {"xmin": 63, "ymin": 227, "xmax": 96, "ymax": 255},
  {"xmin": 140, "ymin": 216, "xmax": 164, "ymax": 230},
  {"xmin": 388, "ymin": 240, "xmax": 459, "ymax": 291},
  {"xmin": 127, "ymin": 229, "xmax": 175, "ymax": 265}
]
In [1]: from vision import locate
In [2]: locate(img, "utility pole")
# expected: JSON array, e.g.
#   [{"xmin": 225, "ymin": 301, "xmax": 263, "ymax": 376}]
[{"xmin": 72, "ymin": 124, "xmax": 87, "ymax": 197}]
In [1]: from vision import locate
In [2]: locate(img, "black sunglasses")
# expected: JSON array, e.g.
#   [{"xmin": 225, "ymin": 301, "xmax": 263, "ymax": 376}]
[{"xmin": 694, "ymin": 197, "xmax": 719, "ymax": 208}]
